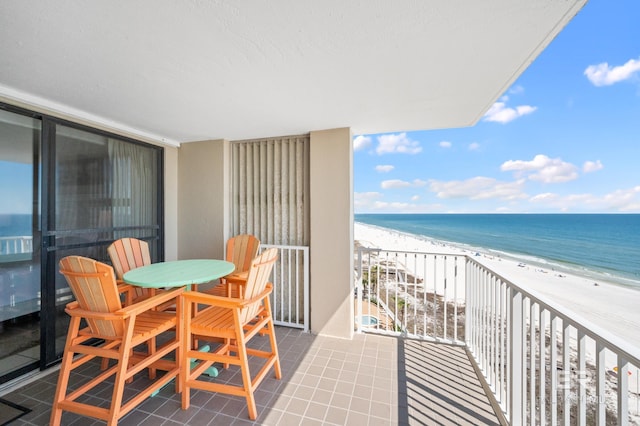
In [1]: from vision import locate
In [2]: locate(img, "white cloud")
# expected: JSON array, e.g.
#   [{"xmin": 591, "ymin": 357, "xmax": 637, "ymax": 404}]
[
  {"xmin": 354, "ymin": 191, "xmax": 383, "ymax": 200},
  {"xmin": 501, "ymin": 154, "xmax": 578, "ymax": 183},
  {"xmin": 584, "ymin": 57, "xmax": 640, "ymax": 86},
  {"xmin": 483, "ymin": 102, "xmax": 537, "ymax": 124},
  {"xmin": 353, "ymin": 135, "xmax": 372, "ymax": 151},
  {"xmin": 428, "ymin": 177, "xmax": 527, "ymax": 201},
  {"xmin": 439, "ymin": 141, "xmax": 452, "ymax": 148},
  {"xmin": 530, "ymin": 192, "xmax": 560, "ymax": 203},
  {"xmin": 381, "ymin": 179, "xmax": 411, "ymax": 189},
  {"xmin": 583, "ymin": 160, "xmax": 603, "ymax": 173},
  {"xmin": 468, "ymin": 142, "xmax": 480, "ymax": 151},
  {"xmin": 369, "ymin": 201, "xmax": 442, "ymax": 213},
  {"xmin": 354, "ymin": 191, "xmax": 383, "ymax": 210},
  {"xmin": 375, "ymin": 165, "xmax": 394, "ymax": 173},
  {"xmin": 509, "ymin": 85, "xmax": 525, "ymax": 95},
  {"xmin": 411, "ymin": 195, "xmax": 420, "ymax": 201},
  {"xmin": 601, "ymin": 186, "xmax": 640, "ymax": 211},
  {"xmin": 528, "ymin": 186, "xmax": 640, "ymax": 212},
  {"xmin": 376, "ymin": 133, "xmax": 422, "ymax": 155},
  {"xmin": 381, "ymin": 179, "xmax": 426, "ymax": 189},
  {"xmin": 354, "ymin": 191, "xmax": 444, "ymax": 213}
]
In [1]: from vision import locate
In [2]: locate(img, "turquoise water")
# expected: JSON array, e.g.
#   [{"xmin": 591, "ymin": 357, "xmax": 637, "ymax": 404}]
[{"xmin": 355, "ymin": 214, "xmax": 640, "ymax": 289}]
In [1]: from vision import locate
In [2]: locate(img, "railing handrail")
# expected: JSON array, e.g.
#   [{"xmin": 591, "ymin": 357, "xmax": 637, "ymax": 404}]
[{"xmin": 357, "ymin": 246, "xmax": 462, "ymax": 258}]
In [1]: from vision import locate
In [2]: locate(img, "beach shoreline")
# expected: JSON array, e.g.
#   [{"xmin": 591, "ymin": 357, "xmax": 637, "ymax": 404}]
[{"xmin": 354, "ymin": 221, "xmax": 640, "ymax": 350}]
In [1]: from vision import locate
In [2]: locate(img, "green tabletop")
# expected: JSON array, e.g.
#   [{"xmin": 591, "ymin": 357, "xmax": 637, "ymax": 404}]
[{"xmin": 123, "ymin": 259, "xmax": 235, "ymax": 288}]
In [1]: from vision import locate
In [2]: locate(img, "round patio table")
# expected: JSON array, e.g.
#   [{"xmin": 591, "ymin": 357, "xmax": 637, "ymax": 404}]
[
  {"xmin": 123, "ymin": 259, "xmax": 235, "ymax": 289},
  {"xmin": 123, "ymin": 259, "xmax": 235, "ymax": 381}
]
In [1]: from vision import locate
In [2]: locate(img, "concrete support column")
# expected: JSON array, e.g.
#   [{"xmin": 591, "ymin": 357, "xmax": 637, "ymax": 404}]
[{"xmin": 309, "ymin": 127, "xmax": 354, "ymax": 339}]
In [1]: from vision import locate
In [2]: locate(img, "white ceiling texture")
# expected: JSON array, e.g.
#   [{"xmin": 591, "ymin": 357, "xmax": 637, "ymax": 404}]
[{"xmin": 0, "ymin": 1, "xmax": 586, "ymax": 147}]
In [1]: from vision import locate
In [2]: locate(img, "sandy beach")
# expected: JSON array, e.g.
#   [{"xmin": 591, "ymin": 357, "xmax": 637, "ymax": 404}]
[{"xmin": 355, "ymin": 222, "xmax": 640, "ymax": 351}]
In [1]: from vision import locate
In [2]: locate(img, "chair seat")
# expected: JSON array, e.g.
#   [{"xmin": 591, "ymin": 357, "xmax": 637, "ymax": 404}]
[
  {"xmin": 132, "ymin": 310, "xmax": 177, "ymax": 338},
  {"xmin": 191, "ymin": 306, "xmax": 237, "ymax": 338}
]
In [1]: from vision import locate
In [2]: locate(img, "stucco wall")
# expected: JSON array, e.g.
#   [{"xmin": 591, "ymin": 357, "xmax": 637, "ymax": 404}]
[
  {"xmin": 177, "ymin": 139, "xmax": 229, "ymax": 260},
  {"xmin": 309, "ymin": 128, "xmax": 354, "ymax": 339}
]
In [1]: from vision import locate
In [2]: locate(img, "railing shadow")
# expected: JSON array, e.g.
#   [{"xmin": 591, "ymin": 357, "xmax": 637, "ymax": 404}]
[{"xmin": 397, "ymin": 337, "xmax": 502, "ymax": 425}]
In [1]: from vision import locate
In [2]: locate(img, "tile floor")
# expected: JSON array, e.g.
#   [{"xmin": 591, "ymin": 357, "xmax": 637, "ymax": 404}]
[{"xmin": 1, "ymin": 327, "xmax": 502, "ymax": 425}]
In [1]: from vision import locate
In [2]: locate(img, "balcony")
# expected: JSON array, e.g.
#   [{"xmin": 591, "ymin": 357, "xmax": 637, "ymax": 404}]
[{"xmin": 1, "ymin": 246, "xmax": 638, "ymax": 425}]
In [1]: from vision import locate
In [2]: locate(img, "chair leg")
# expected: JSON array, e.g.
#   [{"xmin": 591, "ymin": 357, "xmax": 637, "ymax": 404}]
[
  {"xmin": 50, "ymin": 318, "xmax": 81, "ymax": 426},
  {"xmin": 264, "ymin": 298, "xmax": 282, "ymax": 379},
  {"xmin": 181, "ymin": 298, "xmax": 192, "ymax": 410},
  {"xmin": 236, "ymin": 329, "xmax": 257, "ymax": 420},
  {"xmin": 107, "ymin": 322, "xmax": 135, "ymax": 424},
  {"xmin": 267, "ymin": 319, "xmax": 282, "ymax": 379},
  {"xmin": 100, "ymin": 357, "xmax": 110, "ymax": 370},
  {"xmin": 147, "ymin": 338, "xmax": 157, "ymax": 379}
]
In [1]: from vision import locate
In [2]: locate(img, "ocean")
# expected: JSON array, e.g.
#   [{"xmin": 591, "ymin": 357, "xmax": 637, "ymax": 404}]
[
  {"xmin": 355, "ymin": 214, "xmax": 640, "ymax": 290},
  {"xmin": 0, "ymin": 214, "xmax": 32, "ymax": 237}
]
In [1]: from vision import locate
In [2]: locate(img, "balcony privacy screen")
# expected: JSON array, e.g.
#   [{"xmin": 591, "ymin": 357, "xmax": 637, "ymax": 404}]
[{"xmin": 230, "ymin": 135, "xmax": 310, "ymax": 246}]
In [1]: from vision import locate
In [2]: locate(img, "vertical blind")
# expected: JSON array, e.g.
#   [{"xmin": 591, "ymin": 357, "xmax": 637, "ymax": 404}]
[{"xmin": 231, "ymin": 135, "xmax": 310, "ymax": 246}]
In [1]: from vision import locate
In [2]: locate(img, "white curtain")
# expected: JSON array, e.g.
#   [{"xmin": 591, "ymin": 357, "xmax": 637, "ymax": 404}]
[
  {"xmin": 231, "ymin": 135, "xmax": 309, "ymax": 246},
  {"xmin": 108, "ymin": 139, "xmax": 157, "ymax": 239}
]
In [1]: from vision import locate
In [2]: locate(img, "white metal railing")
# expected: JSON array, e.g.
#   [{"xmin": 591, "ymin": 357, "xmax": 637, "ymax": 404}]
[
  {"xmin": 0, "ymin": 236, "xmax": 32, "ymax": 255},
  {"xmin": 260, "ymin": 244, "xmax": 309, "ymax": 332},
  {"xmin": 355, "ymin": 247, "xmax": 466, "ymax": 344},
  {"xmin": 356, "ymin": 247, "xmax": 640, "ymax": 425},
  {"xmin": 467, "ymin": 258, "xmax": 640, "ymax": 425}
]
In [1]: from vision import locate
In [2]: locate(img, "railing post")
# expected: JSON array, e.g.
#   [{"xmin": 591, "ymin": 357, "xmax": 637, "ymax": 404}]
[
  {"xmin": 618, "ymin": 357, "xmax": 629, "ymax": 426},
  {"xmin": 356, "ymin": 247, "xmax": 363, "ymax": 333},
  {"xmin": 303, "ymin": 246, "xmax": 310, "ymax": 332},
  {"xmin": 510, "ymin": 289, "xmax": 524, "ymax": 425},
  {"xmin": 465, "ymin": 258, "xmax": 472, "ymax": 350}
]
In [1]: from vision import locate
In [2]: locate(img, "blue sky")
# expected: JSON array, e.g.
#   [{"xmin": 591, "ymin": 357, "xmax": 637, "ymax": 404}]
[{"xmin": 354, "ymin": 0, "xmax": 640, "ymax": 214}]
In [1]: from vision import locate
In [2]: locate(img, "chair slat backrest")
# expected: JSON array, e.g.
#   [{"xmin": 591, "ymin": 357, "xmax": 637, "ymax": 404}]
[
  {"xmin": 59, "ymin": 256, "xmax": 124, "ymax": 337},
  {"xmin": 240, "ymin": 247, "xmax": 278, "ymax": 324},
  {"xmin": 108, "ymin": 238, "xmax": 151, "ymax": 280},
  {"xmin": 108, "ymin": 238, "xmax": 151, "ymax": 298},
  {"xmin": 227, "ymin": 234, "xmax": 260, "ymax": 274}
]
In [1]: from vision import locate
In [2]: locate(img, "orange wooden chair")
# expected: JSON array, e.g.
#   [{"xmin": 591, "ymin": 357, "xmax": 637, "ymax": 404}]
[
  {"xmin": 108, "ymin": 237, "xmax": 152, "ymax": 304},
  {"xmin": 204, "ymin": 234, "xmax": 260, "ymax": 298},
  {"xmin": 181, "ymin": 247, "xmax": 281, "ymax": 420},
  {"xmin": 50, "ymin": 256, "xmax": 183, "ymax": 426}
]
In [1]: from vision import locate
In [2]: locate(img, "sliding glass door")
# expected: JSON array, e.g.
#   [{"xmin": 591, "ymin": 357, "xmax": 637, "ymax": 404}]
[
  {"xmin": 0, "ymin": 105, "xmax": 163, "ymax": 382},
  {"xmin": 43, "ymin": 123, "xmax": 163, "ymax": 365},
  {"xmin": 0, "ymin": 109, "xmax": 42, "ymax": 380}
]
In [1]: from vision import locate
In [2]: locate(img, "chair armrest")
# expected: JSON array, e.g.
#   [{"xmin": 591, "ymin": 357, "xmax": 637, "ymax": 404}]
[
  {"xmin": 118, "ymin": 286, "xmax": 184, "ymax": 316},
  {"xmin": 65, "ymin": 304, "xmax": 124, "ymax": 321},
  {"xmin": 116, "ymin": 282, "xmax": 135, "ymax": 293},
  {"xmin": 183, "ymin": 283, "xmax": 273, "ymax": 308},
  {"xmin": 224, "ymin": 271, "xmax": 249, "ymax": 285}
]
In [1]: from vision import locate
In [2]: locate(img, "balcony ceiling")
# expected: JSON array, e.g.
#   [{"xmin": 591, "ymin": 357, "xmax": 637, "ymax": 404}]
[{"xmin": 0, "ymin": 1, "xmax": 586, "ymax": 146}]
